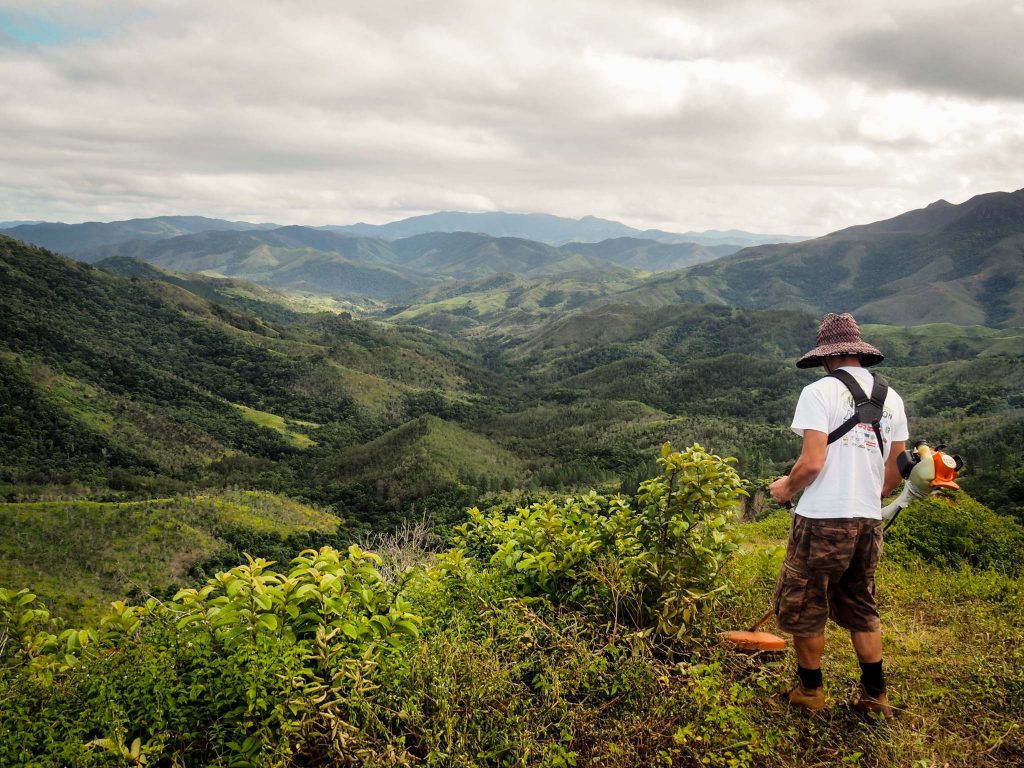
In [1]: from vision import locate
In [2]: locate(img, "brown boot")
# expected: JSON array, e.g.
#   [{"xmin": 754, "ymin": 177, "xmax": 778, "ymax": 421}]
[
  {"xmin": 787, "ymin": 683, "xmax": 826, "ymax": 712},
  {"xmin": 853, "ymin": 685, "xmax": 893, "ymax": 720}
]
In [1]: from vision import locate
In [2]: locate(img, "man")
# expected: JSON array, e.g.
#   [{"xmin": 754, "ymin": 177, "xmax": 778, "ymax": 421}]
[{"xmin": 769, "ymin": 313, "xmax": 908, "ymax": 719}]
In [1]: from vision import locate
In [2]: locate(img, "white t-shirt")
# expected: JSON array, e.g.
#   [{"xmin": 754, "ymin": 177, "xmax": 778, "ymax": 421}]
[{"xmin": 791, "ymin": 366, "xmax": 909, "ymax": 520}]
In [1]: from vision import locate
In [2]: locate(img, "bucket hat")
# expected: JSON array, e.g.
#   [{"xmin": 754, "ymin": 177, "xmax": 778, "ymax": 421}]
[{"xmin": 796, "ymin": 313, "xmax": 884, "ymax": 369}]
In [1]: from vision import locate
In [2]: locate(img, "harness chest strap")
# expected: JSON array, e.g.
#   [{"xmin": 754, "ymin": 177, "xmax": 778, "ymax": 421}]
[{"xmin": 826, "ymin": 370, "xmax": 889, "ymax": 456}]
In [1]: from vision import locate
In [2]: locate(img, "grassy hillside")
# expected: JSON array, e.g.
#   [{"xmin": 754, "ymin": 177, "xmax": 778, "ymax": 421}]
[
  {"xmin": 1, "ymin": 235, "xmax": 349, "ymax": 486},
  {"xmin": 96, "ymin": 256, "xmax": 312, "ymax": 323},
  {"xmin": 0, "ymin": 490, "xmax": 339, "ymax": 620},
  {"xmin": 389, "ymin": 231, "xmax": 611, "ymax": 277},
  {"xmin": 724, "ymin": 500, "xmax": 1024, "ymax": 767},
  {"xmin": 562, "ymin": 236, "xmax": 738, "ymax": 270},
  {"xmin": 313, "ymin": 415, "xmax": 527, "ymax": 528},
  {"xmin": 385, "ymin": 269, "xmax": 645, "ymax": 337}
]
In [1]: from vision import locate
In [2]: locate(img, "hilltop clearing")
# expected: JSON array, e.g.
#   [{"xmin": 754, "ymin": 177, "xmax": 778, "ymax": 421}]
[{"xmin": 2, "ymin": 452, "xmax": 1021, "ymax": 767}]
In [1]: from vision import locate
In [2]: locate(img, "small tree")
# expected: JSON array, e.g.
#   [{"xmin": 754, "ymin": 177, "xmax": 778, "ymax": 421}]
[{"xmin": 454, "ymin": 443, "xmax": 746, "ymax": 640}]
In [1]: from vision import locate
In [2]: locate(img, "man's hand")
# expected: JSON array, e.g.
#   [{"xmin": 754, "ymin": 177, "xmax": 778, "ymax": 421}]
[
  {"xmin": 770, "ymin": 476, "xmax": 793, "ymax": 505},
  {"xmin": 772, "ymin": 430, "xmax": 827, "ymax": 508}
]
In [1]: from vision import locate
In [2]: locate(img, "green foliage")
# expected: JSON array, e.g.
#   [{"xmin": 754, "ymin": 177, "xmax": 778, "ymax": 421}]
[
  {"xmin": 885, "ymin": 492, "xmax": 1024, "ymax": 574},
  {"xmin": 0, "ymin": 546, "xmax": 420, "ymax": 766},
  {"xmin": 3, "ymin": 452, "xmax": 1024, "ymax": 766},
  {"xmin": 455, "ymin": 444, "xmax": 745, "ymax": 639},
  {"xmin": 0, "ymin": 491, "xmax": 340, "ymax": 621}
]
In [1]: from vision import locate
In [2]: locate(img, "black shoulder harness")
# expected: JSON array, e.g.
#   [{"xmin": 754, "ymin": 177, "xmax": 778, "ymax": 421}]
[{"xmin": 827, "ymin": 370, "xmax": 889, "ymax": 456}]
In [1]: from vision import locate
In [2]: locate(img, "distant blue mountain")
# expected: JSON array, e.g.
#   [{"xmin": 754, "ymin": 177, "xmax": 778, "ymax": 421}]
[
  {"xmin": 0, "ymin": 220, "xmax": 44, "ymax": 228},
  {"xmin": 321, "ymin": 211, "xmax": 807, "ymax": 247},
  {"xmin": 2, "ymin": 212, "xmax": 807, "ymax": 256},
  {"xmin": 63, "ymin": 226, "xmax": 739, "ymax": 298},
  {"xmin": 0, "ymin": 216, "xmax": 278, "ymax": 254}
]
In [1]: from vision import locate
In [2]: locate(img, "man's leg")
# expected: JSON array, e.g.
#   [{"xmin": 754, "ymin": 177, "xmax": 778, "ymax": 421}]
[
  {"xmin": 833, "ymin": 521, "xmax": 891, "ymax": 719},
  {"xmin": 794, "ymin": 634, "xmax": 826, "ymax": 668},
  {"xmin": 773, "ymin": 515, "xmax": 833, "ymax": 711},
  {"xmin": 851, "ymin": 630, "xmax": 881, "ymax": 663},
  {"xmin": 851, "ymin": 629, "xmax": 888, "ymax": 715},
  {"xmin": 791, "ymin": 633, "xmax": 826, "ymax": 707}
]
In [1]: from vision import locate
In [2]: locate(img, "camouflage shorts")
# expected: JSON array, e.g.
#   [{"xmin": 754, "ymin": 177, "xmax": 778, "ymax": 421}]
[{"xmin": 773, "ymin": 514, "xmax": 883, "ymax": 637}]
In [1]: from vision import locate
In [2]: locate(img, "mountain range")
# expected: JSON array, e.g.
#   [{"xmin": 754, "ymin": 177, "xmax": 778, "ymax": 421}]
[
  {"xmin": 89, "ymin": 227, "xmax": 423, "ymax": 298},
  {"xmin": 5, "ymin": 230, "xmax": 1021, "ymax": 513},
  {"xmin": 4, "ymin": 188, "xmax": 1023, "ymax": 326},
  {"xmin": 0, "ymin": 215, "xmax": 277, "ymax": 253},
  {"xmin": 322, "ymin": 210, "xmax": 807, "ymax": 246},
  {"xmin": 0, "ymin": 220, "xmax": 44, "ymax": 228},
  {"xmin": 0, "ymin": 211, "xmax": 804, "ymax": 254},
  {"xmin": 80, "ymin": 229, "xmax": 734, "ymax": 297}
]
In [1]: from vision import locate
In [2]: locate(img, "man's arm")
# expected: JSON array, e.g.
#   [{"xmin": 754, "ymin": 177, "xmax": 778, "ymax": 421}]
[
  {"xmin": 882, "ymin": 440, "xmax": 906, "ymax": 498},
  {"xmin": 769, "ymin": 429, "xmax": 827, "ymax": 505}
]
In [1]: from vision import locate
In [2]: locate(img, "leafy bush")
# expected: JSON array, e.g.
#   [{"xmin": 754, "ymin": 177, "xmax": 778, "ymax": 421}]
[
  {"xmin": 0, "ymin": 546, "xmax": 421, "ymax": 766},
  {"xmin": 454, "ymin": 443, "xmax": 745, "ymax": 639}
]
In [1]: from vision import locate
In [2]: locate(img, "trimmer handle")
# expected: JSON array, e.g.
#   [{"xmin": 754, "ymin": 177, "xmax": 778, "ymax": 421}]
[{"xmin": 748, "ymin": 608, "xmax": 775, "ymax": 633}]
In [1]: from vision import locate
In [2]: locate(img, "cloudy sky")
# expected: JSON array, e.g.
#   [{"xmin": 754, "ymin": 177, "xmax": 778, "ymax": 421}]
[{"xmin": 1, "ymin": 0, "xmax": 1022, "ymax": 235}]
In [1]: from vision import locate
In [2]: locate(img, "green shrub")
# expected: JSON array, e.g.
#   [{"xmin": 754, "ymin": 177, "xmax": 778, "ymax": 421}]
[
  {"xmin": 0, "ymin": 546, "xmax": 421, "ymax": 766},
  {"xmin": 885, "ymin": 492, "xmax": 1024, "ymax": 575},
  {"xmin": 453, "ymin": 443, "xmax": 746, "ymax": 640}
]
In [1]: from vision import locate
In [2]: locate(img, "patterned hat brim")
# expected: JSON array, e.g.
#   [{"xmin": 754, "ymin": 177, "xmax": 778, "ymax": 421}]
[{"xmin": 796, "ymin": 341, "xmax": 884, "ymax": 369}]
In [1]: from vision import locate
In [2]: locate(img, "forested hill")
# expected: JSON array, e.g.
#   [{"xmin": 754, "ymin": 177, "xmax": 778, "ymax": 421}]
[
  {"xmin": 614, "ymin": 188, "xmax": 1024, "ymax": 327},
  {"xmin": 0, "ymin": 234, "xmax": 516, "ymax": 518}
]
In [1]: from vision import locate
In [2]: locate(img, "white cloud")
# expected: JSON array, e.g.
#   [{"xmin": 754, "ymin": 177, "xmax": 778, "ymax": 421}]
[{"xmin": 0, "ymin": 0, "xmax": 1021, "ymax": 235}]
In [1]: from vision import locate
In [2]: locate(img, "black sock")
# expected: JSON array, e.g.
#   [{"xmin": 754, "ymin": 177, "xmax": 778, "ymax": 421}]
[
  {"xmin": 797, "ymin": 665, "xmax": 823, "ymax": 690},
  {"xmin": 860, "ymin": 660, "xmax": 885, "ymax": 697}
]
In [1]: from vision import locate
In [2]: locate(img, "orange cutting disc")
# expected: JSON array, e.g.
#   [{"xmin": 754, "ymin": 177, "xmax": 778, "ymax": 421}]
[{"xmin": 720, "ymin": 630, "xmax": 787, "ymax": 652}]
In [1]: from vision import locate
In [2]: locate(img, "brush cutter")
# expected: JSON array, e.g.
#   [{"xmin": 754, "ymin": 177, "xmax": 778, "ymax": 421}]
[
  {"xmin": 881, "ymin": 441, "xmax": 962, "ymax": 525},
  {"xmin": 720, "ymin": 441, "xmax": 963, "ymax": 654}
]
